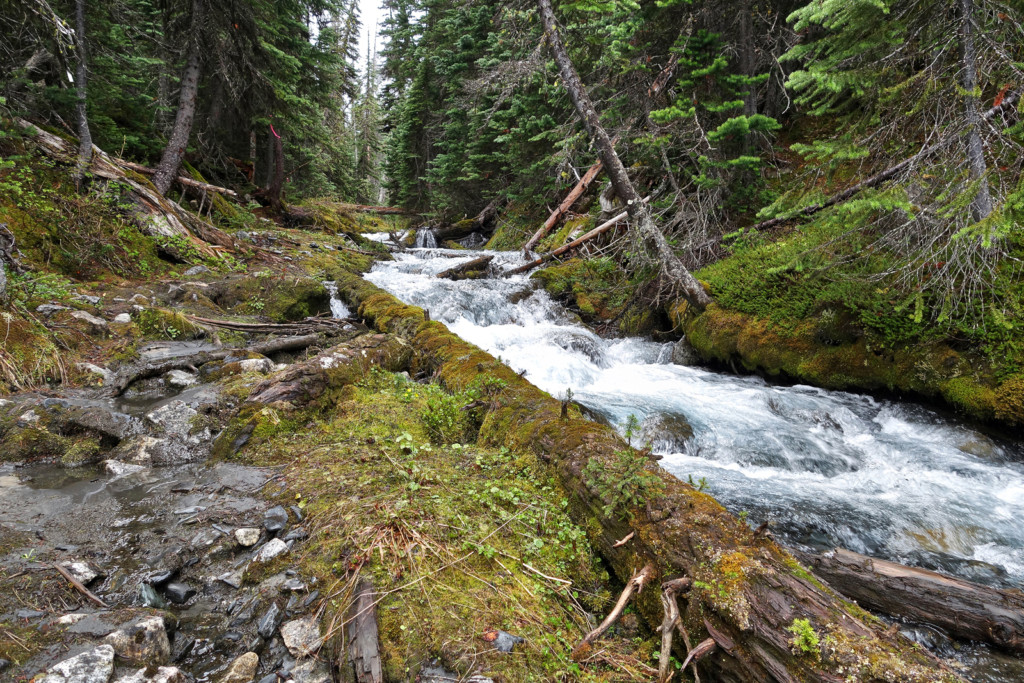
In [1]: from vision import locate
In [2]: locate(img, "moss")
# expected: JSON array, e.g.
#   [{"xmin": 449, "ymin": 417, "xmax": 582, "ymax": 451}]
[
  {"xmin": 135, "ymin": 308, "xmax": 204, "ymax": 340},
  {"xmin": 209, "ymin": 275, "xmax": 330, "ymax": 322},
  {"xmin": 993, "ymin": 374, "xmax": 1024, "ymax": 425}
]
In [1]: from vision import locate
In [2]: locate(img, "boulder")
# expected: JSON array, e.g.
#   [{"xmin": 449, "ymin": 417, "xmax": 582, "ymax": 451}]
[
  {"xmin": 670, "ymin": 337, "xmax": 700, "ymax": 366},
  {"xmin": 39, "ymin": 644, "xmax": 115, "ymax": 683},
  {"xmin": 103, "ymin": 615, "xmax": 171, "ymax": 664},
  {"xmin": 263, "ymin": 506, "xmax": 289, "ymax": 534}
]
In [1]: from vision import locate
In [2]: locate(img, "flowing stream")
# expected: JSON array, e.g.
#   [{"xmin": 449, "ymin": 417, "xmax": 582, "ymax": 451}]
[{"xmin": 366, "ymin": 248, "xmax": 1024, "ymax": 589}]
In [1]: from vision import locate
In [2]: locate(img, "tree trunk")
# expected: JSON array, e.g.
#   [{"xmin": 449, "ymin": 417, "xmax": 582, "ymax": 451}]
[
  {"xmin": 335, "ymin": 272, "xmax": 963, "ymax": 683},
  {"xmin": 437, "ymin": 255, "xmax": 493, "ymax": 280},
  {"xmin": 536, "ymin": 0, "xmax": 712, "ymax": 311},
  {"xmin": 523, "ymin": 160, "xmax": 604, "ymax": 252},
  {"xmin": 152, "ymin": 0, "xmax": 203, "ymax": 196},
  {"xmin": 72, "ymin": 0, "xmax": 93, "ymax": 188},
  {"xmin": 958, "ymin": 0, "xmax": 993, "ymax": 222},
  {"xmin": 268, "ymin": 126, "xmax": 285, "ymax": 212}
]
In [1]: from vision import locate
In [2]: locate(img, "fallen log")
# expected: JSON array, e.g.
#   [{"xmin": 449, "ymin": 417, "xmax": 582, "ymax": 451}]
[
  {"xmin": 341, "ymin": 578, "xmax": 384, "ymax": 683},
  {"xmin": 187, "ymin": 314, "xmax": 356, "ymax": 335},
  {"xmin": 523, "ymin": 160, "xmax": 604, "ymax": 253},
  {"xmin": 748, "ymin": 90, "xmax": 1020, "ymax": 233},
  {"xmin": 432, "ymin": 197, "xmax": 503, "ymax": 243},
  {"xmin": 795, "ymin": 547, "xmax": 1024, "ymax": 655},
  {"xmin": 338, "ymin": 204, "xmax": 421, "ymax": 216},
  {"xmin": 437, "ymin": 255, "xmax": 494, "ymax": 280},
  {"xmin": 334, "ymin": 271, "xmax": 962, "ymax": 682},
  {"xmin": 505, "ymin": 197, "xmax": 650, "ymax": 276},
  {"xmin": 116, "ymin": 160, "xmax": 238, "ymax": 197}
]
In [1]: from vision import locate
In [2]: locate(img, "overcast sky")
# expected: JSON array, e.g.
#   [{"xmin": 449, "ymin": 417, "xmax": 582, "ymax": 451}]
[{"xmin": 357, "ymin": 0, "xmax": 384, "ymax": 66}]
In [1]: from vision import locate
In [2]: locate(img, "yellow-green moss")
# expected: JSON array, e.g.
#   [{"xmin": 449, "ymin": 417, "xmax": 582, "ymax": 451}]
[{"xmin": 135, "ymin": 308, "xmax": 204, "ymax": 340}]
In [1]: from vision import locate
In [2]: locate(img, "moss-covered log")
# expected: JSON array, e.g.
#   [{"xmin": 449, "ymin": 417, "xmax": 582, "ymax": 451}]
[{"xmin": 333, "ymin": 271, "xmax": 961, "ymax": 683}]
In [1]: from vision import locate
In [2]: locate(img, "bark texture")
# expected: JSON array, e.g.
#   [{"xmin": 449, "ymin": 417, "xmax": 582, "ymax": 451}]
[
  {"xmin": 523, "ymin": 159, "xmax": 604, "ymax": 252},
  {"xmin": 958, "ymin": 0, "xmax": 993, "ymax": 221},
  {"xmin": 537, "ymin": 0, "xmax": 712, "ymax": 311},
  {"xmin": 72, "ymin": 0, "xmax": 93, "ymax": 187},
  {"xmin": 341, "ymin": 579, "xmax": 384, "ymax": 683},
  {"xmin": 333, "ymin": 271, "xmax": 962, "ymax": 683}
]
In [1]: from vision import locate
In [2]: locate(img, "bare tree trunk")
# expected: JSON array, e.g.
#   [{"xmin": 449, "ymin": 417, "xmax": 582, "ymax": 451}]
[
  {"xmin": 536, "ymin": 0, "xmax": 712, "ymax": 311},
  {"xmin": 959, "ymin": 0, "xmax": 993, "ymax": 222},
  {"xmin": 152, "ymin": 0, "xmax": 203, "ymax": 196},
  {"xmin": 72, "ymin": 0, "xmax": 92, "ymax": 188},
  {"xmin": 268, "ymin": 126, "xmax": 285, "ymax": 212}
]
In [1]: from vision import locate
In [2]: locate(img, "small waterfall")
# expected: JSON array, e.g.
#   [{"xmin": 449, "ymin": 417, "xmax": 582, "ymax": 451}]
[
  {"xmin": 323, "ymin": 281, "xmax": 351, "ymax": 318},
  {"xmin": 414, "ymin": 228, "xmax": 438, "ymax": 249}
]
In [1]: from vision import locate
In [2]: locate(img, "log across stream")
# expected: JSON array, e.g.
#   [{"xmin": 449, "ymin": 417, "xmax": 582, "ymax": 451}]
[{"xmin": 361, "ymin": 246, "xmax": 1024, "ymax": 680}]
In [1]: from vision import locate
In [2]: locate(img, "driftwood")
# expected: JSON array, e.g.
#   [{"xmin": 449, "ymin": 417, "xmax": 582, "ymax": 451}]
[
  {"xmin": 432, "ymin": 197, "xmax": 503, "ymax": 243},
  {"xmin": 795, "ymin": 548, "xmax": 1024, "ymax": 654},
  {"xmin": 573, "ymin": 564, "xmax": 653, "ymax": 659},
  {"xmin": 187, "ymin": 314, "xmax": 356, "ymax": 335},
  {"xmin": 505, "ymin": 198, "xmax": 649, "ymax": 276},
  {"xmin": 342, "ymin": 578, "xmax": 384, "ymax": 683},
  {"xmin": 657, "ymin": 577, "xmax": 694, "ymax": 683},
  {"xmin": 748, "ymin": 90, "xmax": 1020, "ymax": 233},
  {"xmin": 53, "ymin": 563, "xmax": 108, "ymax": 608},
  {"xmin": 335, "ymin": 272, "xmax": 964, "ymax": 683},
  {"xmin": 116, "ymin": 160, "xmax": 238, "ymax": 196},
  {"xmin": 109, "ymin": 333, "xmax": 324, "ymax": 396},
  {"xmin": 523, "ymin": 160, "xmax": 604, "ymax": 252},
  {"xmin": 436, "ymin": 255, "xmax": 494, "ymax": 280}
]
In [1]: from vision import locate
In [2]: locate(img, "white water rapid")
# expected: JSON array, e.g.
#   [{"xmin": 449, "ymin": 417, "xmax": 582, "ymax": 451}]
[{"xmin": 365, "ymin": 248, "xmax": 1024, "ymax": 589}]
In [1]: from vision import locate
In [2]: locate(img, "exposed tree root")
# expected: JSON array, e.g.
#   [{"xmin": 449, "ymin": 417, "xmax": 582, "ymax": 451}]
[{"xmin": 572, "ymin": 564, "xmax": 653, "ymax": 660}]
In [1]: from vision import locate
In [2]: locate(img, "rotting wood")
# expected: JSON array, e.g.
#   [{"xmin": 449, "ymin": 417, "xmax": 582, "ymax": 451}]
[
  {"xmin": 437, "ymin": 255, "xmax": 494, "ymax": 280},
  {"xmin": 679, "ymin": 638, "xmax": 717, "ymax": 673},
  {"xmin": 333, "ymin": 272, "xmax": 965, "ymax": 682},
  {"xmin": 747, "ymin": 90, "xmax": 1020, "ymax": 233},
  {"xmin": 432, "ymin": 197, "xmax": 504, "ymax": 243},
  {"xmin": 523, "ymin": 159, "xmax": 605, "ymax": 253},
  {"xmin": 505, "ymin": 199, "xmax": 649, "ymax": 276},
  {"xmin": 795, "ymin": 547, "xmax": 1024, "ymax": 654},
  {"xmin": 573, "ymin": 564, "xmax": 653, "ymax": 660},
  {"xmin": 187, "ymin": 314, "xmax": 356, "ymax": 334},
  {"xmin": 53, "ymin": 563, "xmax": 108, "ymax": 608},
  {"xmin": 338, "ymin": 203, "xmax": 421, "ymax": 216},
  {"xmin": 657, "ymin": 577, "xmax": 693, "ymax": 683},
  {"xmin": 342, "ymin": 578, "xmax": 384, "ymax": 683},
  {"xmin": 116, "ymin": 160, "xmax": 238, "ymax": 196}
]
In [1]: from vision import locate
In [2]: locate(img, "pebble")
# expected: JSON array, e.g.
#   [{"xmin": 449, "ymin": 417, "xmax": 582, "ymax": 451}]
[
  {"xmin": 257, "ymin": 602, "xmax": 281, "ymax": 639},
  {"xmin": 252, "ymin": 538, "xmax": 289, "ymax": 563},
  {"xmin": 184, "ymin": 265, "xmax": 210, "ymax": 276},
  {"xmin": 220, "ymin": 652, "xmax": 259, "ymax": 683},
  {"xmin": 279, "ymin": 616, "xmax": 323, "ymax": 659},
  {"xmin": 38, "ymin": 644, "xmax": 115, "ymax": 683},
  {"xmin": 163, "ymin": 582, "xmax": 196, "ymax": 604},
  {"xmin": 112, "ymin": 313, "xmax": 132, "ymax": 324},
  {"xmin": 263, "ymin": 505, "xmax": 289, "ymax": 534},
  {"xmin": 235, "ymin": 527, "xmax": 261, "ymax": 547}
]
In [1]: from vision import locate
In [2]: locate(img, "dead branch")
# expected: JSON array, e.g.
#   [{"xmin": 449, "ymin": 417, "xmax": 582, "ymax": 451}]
[
  {"xmin": 612, "ymin": 531, "xmax": 635, "ymax": 548},
  {"xmin": 679, "ymin": 638, "xmax": 717, "ymax": 672},
  {"xmin": 573, "ymin": 564, "xmax": 653, "ymax": 659},
  {"xmin": 437, "ymin": 255, "xmax": 494, "ymax": 280},
  {"xmin": 53, "ymin": 563, "xmax": 108, "ymax": 608},
  {"xmin": 116, "ymin": 160, "xmax": 238, "ymax": 196},
  {"xmin": 524, "ymin": 160, "xmax": 605, "ymax": 252},
  {"xmin": 657, "ymin": 577, "xmax": 693, "ymax": 683}
]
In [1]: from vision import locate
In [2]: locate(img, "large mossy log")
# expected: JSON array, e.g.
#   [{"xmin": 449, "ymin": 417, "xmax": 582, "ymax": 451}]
[
  {"xmin": 332, "ymin": 271, "xmax": 960, "ymax": 683},
  {"xmin": 796, "ymin": 548, "xmax": 1024, "ymax": 654}
]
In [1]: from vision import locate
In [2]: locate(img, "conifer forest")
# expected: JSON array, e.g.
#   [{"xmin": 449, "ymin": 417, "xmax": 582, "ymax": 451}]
[{"xmin": 1, "ymin": 1, "xmax": 1024, "ymax": 681}]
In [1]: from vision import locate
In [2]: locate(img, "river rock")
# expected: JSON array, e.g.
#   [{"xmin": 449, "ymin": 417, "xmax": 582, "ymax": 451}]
[
  {"xmin": 235, "ymin": 527, "xmax": 261, "ymax": 547},
  {"xmin": 220, "ymin": 652, "xmax": 259, "ymax": 683},
  {"xmin": 105, "ymin": 460, "xmax": 147, "ymax": 477},
  {"xmin": 145, "ymin": 400, "xmax": 212, "ymax": 465},
  {"xmin": 238, "ymin": 358, "xmax": 275, "ymax": 373},
  {"xmin": 290, "ymin": 659, "xmax": 332, "ymax": 683},
  {"xmin": 112, "ymin": 313, "xmax": 132, "ymax": 324},
  {"xmin": 279, "ymin": 616, "xmax": 322, "ymax": 658},
  {"xmin": 639, "ymin": 412, "xmax": 694, "ymax": 454},
  {"xmin": 164, "ymin": 370, "xmax": 198, "ymax": 388},
  {"xmin": 60, "ymin": 560, "xmax": 101, "ymax": 585},
  {"xmin": 71, "ymin": 310, "xmax": 109, "ymax": 335},
  {"xmin": 263, "ymin": 506, "xmax": 289, "ymax": 534},
  {"xmin": 670, "ymin": 338, "xmax": 700, "ymax": 366},
  {"xmin": 109, "ymin": 435, "xmax": 162, "ymax": 465},
  {"xmin": 257, "ymin": 602, "xmax": 281, "ymax": 639},
  {"xmin": 252, "ymin": 538, "xmax": 289, "ymax": 563},
  {"xmin": 77, "ymin": 362, "xmax": 115, "ymax": 385},
  {"xmin": 113, "ymin": 666, "xmax": 186, "ymax": 683},
  {"xmin": 163, "ymin": 581, "xmax": 196, "ymax": 604},
  {"xmin": 139, "ymin": 583, "xmax": 167, "ymax": 608},
  {"xmin": 103, "ymin": 615, "xmax": 171, "ymax": 664},
  {"xmin": 39, "ymin": 644, "xmax": 115, "ymax": 683}
]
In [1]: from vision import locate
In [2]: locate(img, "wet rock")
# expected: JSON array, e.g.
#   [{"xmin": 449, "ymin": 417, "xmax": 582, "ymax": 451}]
[
  {"xmin": 238, "ymin": 358, "xmax": 275, "ymax": 373},
  {"xmin": 163, "ymin": 582, "xmax": 196, "ymax": 604},
  {"xmin": 106, "ymin": 460, "xmax": 147, "ymax": 477},
  {"xmin": 109, "ymin": 435, "xmax": 162, "ymax": 465},
  {"xmin": 290, "ymin": 659, "xmax": 332, "ymax": 683},
  {"xmin": 235, "ymin": 527, "xmax": 261, "ymax": 547},
  {"xmin": 258, "ymin": 602, "xmax": 281, "ymax": 639},
  {"xmin": 37, "ymin": 303, "xmax": 70, "ymax": 315},
  {"xmin": 283, "ymin": 527, "xmax": 308, "ymax": 543},
  {"xmin": 38, "ymin": 644, "xmax": 115, "ymax": 683},
  {"xmin": 52, "ymin": 403, "xmax": 142, "ymax": 441},
  {"xmin": 65, "ymin": 613, "xmax": 118, "ymax": 637},
  {"xmin": 112, "ymin": 313, "xmax": 132, "ymax": 324},
  {"xmin": 252, "ymin": 538, "xmax": 289, "ymax": 563},
  {"xmin": 218, "ymin": 569, "xmax": 244, "ymax": 589},
  {"xmin": 78, "ymin": 362, "xmax": 115, "ymax": 384},
  {"xmin": 263, "ymin": 506, "xmax": 289, "ymax": 534},
  {"xmin": 60, "ymin": 560, "xmax": 101, "ymax": 585},
  {"xmin": 221, "ymin": 652, "xmax": 259, "ymax": 683},
  {"xmin": 670, "ymin": 338, "xmax": 700, "ymax": 366},
  {"xmin": 145, "ymin": 400, "xmax": 212, "ymax": 465},
  {"xmin": 140, "ymin": 583, "xmax": 167, "ymax": 608},
  {"xmin": 281, "ymin": 578, "xmax": 305, "ymax": 592},
  {"xmin": 279, "ymin": 616, "xmax": 322, "ymax": 658},
  {"xmin": 164, "ymin": 370, "xmax": 198, "ymax": 388},
  {"xmin": 113, "ymin": 666, "xmax": 186, "ymax": 683},
  {"xmin": 103, "ymin": 615, "xmax": 171, "ymax": 664},
  {"xmin": 184, "ymin": 265, "xmax": 210, "ymax": 276},
  {"xmin": 71, "ymin": 310, "xmax": 109, "ymax": 335},
  {"xmin": 639, "ymin": 412, "xmax": 694, "ymax": 455}
]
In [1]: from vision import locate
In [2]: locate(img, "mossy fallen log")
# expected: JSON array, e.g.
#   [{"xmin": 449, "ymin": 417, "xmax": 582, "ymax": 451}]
[{"xmin": 332, "ymin": 271, "xmax": 961, "ymax": 683}]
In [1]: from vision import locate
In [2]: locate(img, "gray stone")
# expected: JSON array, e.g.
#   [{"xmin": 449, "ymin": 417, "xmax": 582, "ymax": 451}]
[
  {"xmin": 263, "ymin": 506, "xmax": 289, "ymax": 534},
  {"xmin": 283, "ymin": 528, "xmax": 308, "ymax": 543},
  {"xmin": 71, "ymin": 310, "xmax": 109, "ymax": 334},
  {"xmin": 163, "ymin": 581, "xmax": 196, "ymax": 604},
  {"xmin": 184, "ymin": 265, "xmax": 210, "ymax": 276},
  {"xmin": 112, "ymin": 313, "xmax": 132, "ymax": 324},
  {"xmin": 220, "ymin": 652, "xmax": 259, "ymax": 683},
  {"xmin": 235, "ymin": 527, "xmax": 261, "ymax": 547},
  {"xmin": 103, "ymin": 615, "xmax": 171, "ymax": 664},
  {"xmin": 39, "ymin": 644, "xmax": 115, "ymax": 683},
  {"xmin": 36, "ymin": 304, "xmax": 70, "ymax": 315},
  {"xmin": 237, "ymin": 358, "xmax": 274, "ymax": 374},
  {"xmin": 218, "ymin": 569, "xmax": 244, "ymax": 589},
  {"xmin": 290, "ymin": 659, "xmax": 331, "ymax": 683},
  {"xmin": 74, "ymin": 294, "xmax": 101, "ymax": 305},
  {"xmin": 257, "ymin": 602, "xmax": 281, "ymax": 639},
  {"xmin": 279, "ymin": 616, "xmax": 322, "ymax": 658},
  {"xmin": 252, "ymin": 538, "xmax": 289, "ymax": 563},
  {"xmin": 670, "ymin": 338, "xmax": 700, "ymax": 366},
  {"xmin": 145, "ymin": 400, "xmax": 212, "ymax": 465},
  {"xmin": 419, "ymin": 665, "xmax": 493, "ymax": 683},
  {"xmin": 105, "ymin": 460, "xmax": 147, "ymax": 477},
  {"xmin": 113, "ymin": 667, "xmax": 186, "ymax": 683},
  {"xmin": 164, "ymin": 370, "xmax": 198, "ymax": 388},
  {"xmin": 77, "ymin": 363, "xmax": 114, "ymax": 385},
  {"xmin": 488, "ymin": 630, "xmax": 524, "ymax": 653},
  {"xmin": 139, "ymin": 583, "xmax": 167, "ymax": 608},
  {"xmin": 109, "ymin": 435, "xmax": 162, "ymax": 466},
  {"xmin": 60, "ymin": 560, "xmax": 101, "ymax": 585}
]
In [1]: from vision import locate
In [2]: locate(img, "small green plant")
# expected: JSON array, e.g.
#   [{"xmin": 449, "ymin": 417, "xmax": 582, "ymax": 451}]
[
  {"xmin": 623, "ymin": 413, "xmax": 641, "ymax": 446},
  {"xmin": 687, "ymin": 474, "xmax": 709, "ymax": 492},
  {"xmin": 786, "ymin": 618, "xmax": 820, "ymax": 657},
  {"xmin": 584, "ymin": 449, "xmax": 663, "ymax": 518},
  {"xmin": 421, "ymin": 389, "xmax": 467, "ymax": 444}
]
